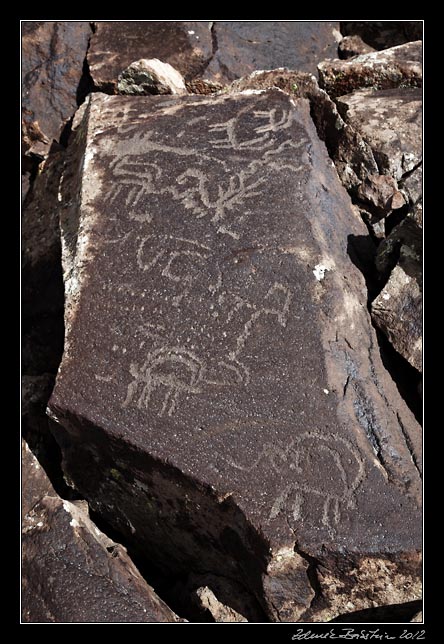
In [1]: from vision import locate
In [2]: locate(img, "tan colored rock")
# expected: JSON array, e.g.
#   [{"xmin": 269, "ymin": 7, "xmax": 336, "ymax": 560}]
[
  {"xmin": 117, "ymin": 59, "xmax": 187, "ymax": 95},
  {"xmin": 195, "ymin": 587, "xmax": 248, "ymax": 622}
]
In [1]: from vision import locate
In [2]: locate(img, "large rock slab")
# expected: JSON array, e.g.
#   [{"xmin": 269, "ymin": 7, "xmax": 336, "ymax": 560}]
[
  {"xmin": 204, "ymin": 21, "xmax": 340, "ymax": 82},
  {"xmin": 318, "ymin": 41, "xmax": 422, "ymax": 99},
  {"xmin": 49, "ymin": 90, "xmax": 421, "ymax": 622},
  {"xmin": 337, "ymin": 87, "xmax": 422, "ymax": 181},
  {"xmin": 22, "ymin": 439, "xmax": 182, "ymax": 623},
  {"xmin": 22, "ymin": 21, "xmax": 91, "ymax": 159},
  {"xmin": 88, "ymin": 21, "xmax": 213, "ymax": 92}
]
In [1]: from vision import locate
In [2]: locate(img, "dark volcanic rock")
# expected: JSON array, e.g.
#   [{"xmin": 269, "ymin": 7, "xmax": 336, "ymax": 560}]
[
  {"xmin": 22, "ymin": 439, "xmax": 183, "ymax": 623},
  {"xmin": 48, "ymin": 90, "xmax": 421, "ymax": 622},
  {"xmin": 337, "ymin": 87, "xmax": 422, "ymax": 181},
  {"xmin": 204, "ymin": 21, "xmax": 340, "ymax": 83},
  {"xmin": 338, "ymin": 35, "xmax": 375, "ymax": 59},
  {"xmin": 21, "ymin": 21, "xmax": 91, "ymax": 159},
  {"xmin": 88, "ymin": 21, "xmax": 213, "ymax": 92},
  {"xmin": 318, "ymin": 41, "xmax": 422, "ymax": 99},
  {"xmin": 340, "ymin": 22, "xmax": 422, "ymax": 50}
]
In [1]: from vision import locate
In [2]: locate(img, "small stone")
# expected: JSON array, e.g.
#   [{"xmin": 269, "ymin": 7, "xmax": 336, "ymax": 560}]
[
  {"xmin": 357, "ymin": 173, "xmax": 401, "ymax": 213},
  {"xmin": 338, "ymin": 35, "xmax": 375, "ymax": 59},
  {"xmin": 88, "ymin": 21, "xmax": 213, "ymax": 92},
  {"xmin": 117, "ymin": 59, "xmax": 187, "ymax": 96},
  {"xmin": 372, "ymin": 255, "xmax": 422, "ymax": 373},
  {"xmin": 195, "ymin": 586, "xmax": 248, "ymax": 622}
]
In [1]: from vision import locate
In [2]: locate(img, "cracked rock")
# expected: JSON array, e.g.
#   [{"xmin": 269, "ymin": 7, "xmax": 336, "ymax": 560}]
[
  {"xmin": 22, "ymin": 439, "xmax": 183, "ymax": 623},
  {"xmin": 48, "ymin": 90, "xmax": 421, "ymax": 622},
  {"xmin": 21, "ymin": 21, "xmax": 91, "ymax": 160},
  {"xmin": 318, "ymin": 41, "xmax": 422, "ymax": 99},
  {"xmin": 88, "ymin": 21, "xmax": 213, "ymax": 92},
  {"xmin": 204, "ymin": 21, "xmax": 340, "ymax": 83}
]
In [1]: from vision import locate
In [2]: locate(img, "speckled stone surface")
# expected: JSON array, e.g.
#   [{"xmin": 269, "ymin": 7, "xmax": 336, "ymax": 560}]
[{"xmin": 48, "ymin": 90, "xmax": 422, "ymax": 622}]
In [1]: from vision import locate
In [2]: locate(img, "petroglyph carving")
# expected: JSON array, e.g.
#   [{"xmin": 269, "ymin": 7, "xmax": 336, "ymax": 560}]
[
  {"xmin": 208, "ymin": 105, "xmax": 294, "ymax": 151},
  {"xmin": 174, "ymin": 168, "xmax": 266, "ymax": 239},
  {"xmin": 136, "ymin": 235, "xmax": 219, "ymax": 306},
  {"xmin": 227, "ymin": 282, "xmax": 292, "ymax": 363},
  {"xmin": 221, "ymin": 431, "xmax": 366, "ymax": 534},
  {"xmin": 123, "ymin": 346, "xmax": 205, "ymax": 417},
  {"xmin": 104, "ymin": 99, "xmax": 311, "ymax": 237}
]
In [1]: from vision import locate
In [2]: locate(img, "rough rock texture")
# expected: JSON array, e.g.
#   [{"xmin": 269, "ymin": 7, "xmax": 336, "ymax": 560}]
[
  {"xmin": 411, "ymin": 611, "xmax": 423, "ymax": 622},
  {"xmin": 21, "ymin": 21, "xmax": 91, "ymax": 159},
  {"xmin": 88, "ymin": 21, "xmax": 213, "ymax": 92},
  {"xmin": 338, "ymin": 35, "xmax": 375, "ymax": 59},
  {"xmin": 336, "ymin": 87, "xmax": 422, "ymax": 181},
  {"xmin": 340, "ymin": 22, "xmax": 423, "ymax": 50},
  {"xmin": 179, "ymin": 571, "xmax": 264, "ymax": 622},
  {"xmin": 194, "ymin": 586, "xmax": 248, "ymax": 622},
  {"xmin": 356, "ymin": 173, "xmax": 405, "ymax": 215},
  {"xmin": 117, "ymin": 59, "xmax": 187, "ymax": 96},
  {"xmin": 204, "ymin": 21, "xmax": 340, "ymax": 83},
  {"xmin": 319, "ymin": 41, "xmax": 422, "ymax": 98},
  {"xmin": 375, "ymin": 216, "xmax": 422, "ymax": 278},
  {"xmin": 372, "ymin": 252, "xmax": 422, "ymax": 373},
  {"xmin": 48, "ymin": 90, "xmax": 421, "ymax": 623},
  {"xmin": 22, "ymin": 439, "xmax": 183, "ymax": 623}
]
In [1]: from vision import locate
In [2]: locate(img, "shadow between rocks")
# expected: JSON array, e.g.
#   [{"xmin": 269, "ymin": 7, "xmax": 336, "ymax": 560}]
[{"xmin": 347, "ymin": 235, "xmax": 422, "ymax": 424}]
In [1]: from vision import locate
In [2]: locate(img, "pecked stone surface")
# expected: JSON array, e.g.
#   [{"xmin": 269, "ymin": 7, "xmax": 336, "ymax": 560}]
[
  {"xmin": 22, "ymin": 439, "xmax": 183, "ymax": 623},
  {"xmin": 48, "ymin": 90, "xmax": 421, "ymax": 622},
  {"xmin": 318, "ymin": 41, "xmax": 422, "ymax": 99},
  {"xmin": 21, "ymin": 21, "xmax": 91, "ymax": 159},
  {"xmin": 88, "ymin": 21, "xmax": 213, "ymax": 92}
]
